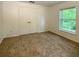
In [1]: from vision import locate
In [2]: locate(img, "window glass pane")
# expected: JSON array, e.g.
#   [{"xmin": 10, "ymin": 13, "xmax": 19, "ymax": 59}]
[
  {"xmin": 62, "ymin": 19, "xmax": 76, "ymax": 31},
  {"xmin": 62, "ymin": 8, "xmax": 76, "ymax": 19},
  {"xmin": 60, "ymin": 7, "xmax": 76, "ymax": 32}
]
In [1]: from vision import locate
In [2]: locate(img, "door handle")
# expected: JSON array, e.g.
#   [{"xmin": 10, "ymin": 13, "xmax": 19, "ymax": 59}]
[{"xmin": 27, "ymin": 21, "xmax": 31, "ymax": 23}]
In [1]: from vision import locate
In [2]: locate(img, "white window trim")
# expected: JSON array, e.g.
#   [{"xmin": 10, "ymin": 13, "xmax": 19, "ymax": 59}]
[{"xmin": 59, "ymin": 28, "xmax": 76, "ymax": 34}]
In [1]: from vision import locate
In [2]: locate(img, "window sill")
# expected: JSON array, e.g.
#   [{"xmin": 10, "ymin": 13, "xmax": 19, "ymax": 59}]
[{"xmin": 59, "ymin": 29, "xmax": 76, "ymax": 35}]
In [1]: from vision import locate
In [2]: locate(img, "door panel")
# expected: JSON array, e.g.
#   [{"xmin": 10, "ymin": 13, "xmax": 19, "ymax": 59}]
[
  {"xmin": 19, "ymin": 9, "xmax": 29, "ymax": 35},
  {"xmin": 19, "ymin": 7, "xmax": 35, "ymax": 35}
]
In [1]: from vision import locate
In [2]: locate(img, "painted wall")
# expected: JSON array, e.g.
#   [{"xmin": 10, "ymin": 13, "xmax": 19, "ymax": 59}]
[
  {"xmin": 0, "ymin": 2, "xmax": 2, "ymax": 38},
  {"xmin": 0, "ymin": 2, "xmax": 3, "ymax": 44},
  {"xmin": 48, "ymin": 2, "xmax": 79, "ymax": 43},
  {"xmin": 1, "ymin": 1, "xmax": 48, "ymax": 38}
]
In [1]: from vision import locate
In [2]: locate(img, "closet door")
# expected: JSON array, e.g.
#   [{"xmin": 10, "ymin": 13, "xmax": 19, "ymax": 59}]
[
  {"xmin": 19, "ymin": 6, "xmax": 45, "ymax": 35},
  {"xmin": 19, "ymin": 7, "xmax": 32, "ymax": 35}
]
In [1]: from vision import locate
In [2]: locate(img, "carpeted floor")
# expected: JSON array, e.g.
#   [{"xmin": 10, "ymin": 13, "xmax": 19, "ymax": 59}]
[{"xmin": 0, "ymin": 32, "xmax": 79, "ymax": 57}]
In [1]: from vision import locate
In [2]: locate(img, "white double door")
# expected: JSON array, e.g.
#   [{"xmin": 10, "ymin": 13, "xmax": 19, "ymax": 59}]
[{"xmin": 19, "ymin": 7, "xmax": 45, "ymax": 35}]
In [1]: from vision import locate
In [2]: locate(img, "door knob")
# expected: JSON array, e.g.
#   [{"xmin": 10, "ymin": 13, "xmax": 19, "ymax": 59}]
[{"xmin": 27, "ymin": 21, "xmax": 31, "ymax": 23}]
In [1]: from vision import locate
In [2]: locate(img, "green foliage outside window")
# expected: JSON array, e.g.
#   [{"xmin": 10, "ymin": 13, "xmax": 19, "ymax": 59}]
[{"xmin": 60, "ymin": 7, "xmax": 76, "ymax": 32}]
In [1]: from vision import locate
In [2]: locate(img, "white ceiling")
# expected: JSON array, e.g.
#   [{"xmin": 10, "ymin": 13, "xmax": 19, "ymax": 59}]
[{"xmin": 21, "ymin": 1, "xmax": 65, "ymax": 6}]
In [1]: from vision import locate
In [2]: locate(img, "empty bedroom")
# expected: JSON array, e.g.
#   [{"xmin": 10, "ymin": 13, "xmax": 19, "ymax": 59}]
[{"xmin": 0, "ymin": 1, "xmax": 79, "ymax": 57}]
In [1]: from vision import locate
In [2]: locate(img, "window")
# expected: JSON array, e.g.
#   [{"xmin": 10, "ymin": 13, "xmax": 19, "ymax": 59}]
[{"xmin": 59, "ymin": 7, "xmax": 76, "ymax": 34}]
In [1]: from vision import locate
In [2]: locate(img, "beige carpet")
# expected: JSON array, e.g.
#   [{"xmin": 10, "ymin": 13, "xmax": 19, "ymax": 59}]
[{"xmin": 0, "ymin": 32, "xmax": 79, "ymax": 57}]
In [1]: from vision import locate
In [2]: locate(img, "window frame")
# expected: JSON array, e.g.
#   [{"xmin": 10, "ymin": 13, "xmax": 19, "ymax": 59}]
[{"xmin": 59, "ymin": 7, "xmax": 76, "ymax": 34}]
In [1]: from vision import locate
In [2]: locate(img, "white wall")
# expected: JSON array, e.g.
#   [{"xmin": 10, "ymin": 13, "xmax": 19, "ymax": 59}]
[
  {"xmin": 48, "ymin": 2, "xmax": 79, "ymax": 43},
  {"xmin": 0, "ymin": 2, "xmax": 2, "ymax": 38},
  {"xmin": 1, "ymin": 1, "xmax": 48, "ymax": 38},
  {"xmin": 2, "ymin": 2, "xmax": 19, "ymax": 38},
  {"xmin": 0, "ymin": 2, "xmax": 3, "ymax": 44}
]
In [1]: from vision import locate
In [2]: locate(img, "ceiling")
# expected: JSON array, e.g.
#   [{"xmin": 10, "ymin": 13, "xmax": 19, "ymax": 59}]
[{"xmin": 21, "ymin": 1, "xmax": 65, "ymax": 6}]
